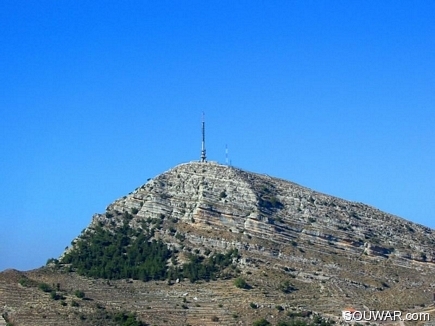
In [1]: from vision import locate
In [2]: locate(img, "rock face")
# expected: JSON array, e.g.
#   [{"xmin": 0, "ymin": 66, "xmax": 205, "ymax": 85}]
[
  {"xmin": 3, "ymin": 161, "xmax": 435, "ymax": 326},
  {"xmin": 90, "ymin": 161, "xmax": 435, "ymax": 264},
  {"xmin": 75, "ymin": 161, "xmax": 435, "ymax": 313}
]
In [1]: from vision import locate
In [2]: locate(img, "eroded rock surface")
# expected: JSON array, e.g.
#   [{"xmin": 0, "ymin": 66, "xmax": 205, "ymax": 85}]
[
  {"xmin": 92, "ymin": 161, "xmax": 435, "ymax": 264},
  {"xmin": 3, "ymin": 161, "xmax": 435, "ymax": 326}
]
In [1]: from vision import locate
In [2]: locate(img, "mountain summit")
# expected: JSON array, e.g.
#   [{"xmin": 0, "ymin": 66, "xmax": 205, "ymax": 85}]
[
  {"xmin": 2, "ymin": 161, "xmax": 435, "ymax": 325},
  {"xmin": 82, "ymin": 161, "xmax": 435, "ymax": 264}
]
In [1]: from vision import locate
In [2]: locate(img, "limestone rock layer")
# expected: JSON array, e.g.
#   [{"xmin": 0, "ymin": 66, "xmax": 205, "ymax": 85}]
[{"xmin": 89, "ymin": 161, "xmax": 435, "ymax": 264}]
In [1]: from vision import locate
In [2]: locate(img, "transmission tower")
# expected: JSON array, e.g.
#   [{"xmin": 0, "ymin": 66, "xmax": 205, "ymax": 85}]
[{"xmin": 200, "ymin": 112, "xmax": 206, "ymax": 162}]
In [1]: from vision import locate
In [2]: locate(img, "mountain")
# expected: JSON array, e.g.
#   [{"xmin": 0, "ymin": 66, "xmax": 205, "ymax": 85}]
[{"xmin": 1, "ymin": 161, "xmax": 435, "ymax": 326}]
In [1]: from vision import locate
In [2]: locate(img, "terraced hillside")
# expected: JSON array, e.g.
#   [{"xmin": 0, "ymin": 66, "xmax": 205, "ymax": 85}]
[{"xmin": 2, "ymin": 161, "xmax": 435, "ymax": 325}]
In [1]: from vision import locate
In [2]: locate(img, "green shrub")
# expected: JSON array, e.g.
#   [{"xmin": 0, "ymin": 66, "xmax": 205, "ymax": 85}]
[
  {"xmin": 74, "ymin": 290, "xmax": 85, "ymax": 299},
  {"xmin": 46, "ymin": 258, "xmax": 59, "ymax": 266},
  {"xmin": 279, "ymin": 280, "xmax": 296, "ymax": 293},
  {"xmin": 38, "ymin": 283, "xmax": 52, "ymax": 293},
  {"xmin": 19, "ymin": 277, "xmax": 35, "ymax": 288},
  {"xmin": 50, "ymin": 291, "xmax": 62, "ymax": 300},
  {"xmin": 253, "ymin": 318, "xmax": 271, "ymax": 326},
  {"xmin": 175, "ymin": 232, "xmax": 185, "ymax": 241},
  {"xmin": 62, "ymin": 222, "xmax": 238, "ymax": 284},
  {"xmin": 113, "ymin": 311, "xmax": 146, "ymax": 326},
  {"xmin": 234, "ymin": 277, "xmax": 249, "ymax": 289}
]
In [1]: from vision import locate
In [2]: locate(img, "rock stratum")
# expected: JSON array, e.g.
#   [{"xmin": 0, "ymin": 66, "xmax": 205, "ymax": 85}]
[{"xmin": 1, "ymin": 161, "xmax": 435, "ymax": 326}]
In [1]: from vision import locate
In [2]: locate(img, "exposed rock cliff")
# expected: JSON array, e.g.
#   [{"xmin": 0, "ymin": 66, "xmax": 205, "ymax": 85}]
[
  {"xmin": 3, "ymin": 161, "xmax": 435, "ymax": 326},
  {"xmin": 88, "ymin": 161, "xmax": 434, "ymax": 264}
]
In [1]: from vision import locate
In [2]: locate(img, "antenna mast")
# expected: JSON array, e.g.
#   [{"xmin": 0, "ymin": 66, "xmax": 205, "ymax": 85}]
[{"xmin": 201, "ymin": 112, "xmax": 206, "ymax": 162}]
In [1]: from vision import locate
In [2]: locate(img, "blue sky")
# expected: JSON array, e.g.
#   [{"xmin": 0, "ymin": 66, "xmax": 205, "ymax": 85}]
[{"xmin": 1, "ymin": 1, "xmax": 434, "ymax": 271}]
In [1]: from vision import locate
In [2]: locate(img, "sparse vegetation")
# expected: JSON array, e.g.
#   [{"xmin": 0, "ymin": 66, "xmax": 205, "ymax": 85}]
[
  {"xmin": 277, "ymin": 315, "xmax": 334, "ymax": 326},
  {"xmin": 50, "ymin": 291, "xmax": 63, "ymax": 300},
  {"xmin": 2, "ymin": 312, "xmax": 13, "ymax": 326},
  {"xmin": 259, "ymin": 195, "xmax": 283, "ymax": 209},
  {"xmin": 18, "ymin": 277, "xmax": 36, "ymax": 288},
  {"xmin": 258, "ymin": 184, "xmax": 283, "ymax": 210},
  {"xmin": 279, "ymin": 280, "xmax": 296, "ymax": 293},
  {"xmin": 180, "ymin": 248, "xmax": 239, "ymax": 283},
  {"xmin": 421, "ymin": 252, "xmax": 427, "ymax": 261},
  {"xmin": 175, "ymin": 232, "xmax": 185, "ymax": 241},
  {"xmin": 234, "ymin": 277, "xmax": 249, "ymax": 289},
  {"xmin": 46, "ymin": 258, "xmax": 59, "ymax": 266},
  {"xmin": 38, "ymin": 282, "xmax": 52, "ymax": 293},
  {"xmin": 287, "ymin": 311, "xmax": 312, "ymax": 318},
  {"xmin": 113, "ymin": 311, "xmax": 146, "ymax": 326},
  {"xmin": 74, "ymin": 289, "xmax": 86, "ymax": 299},
  {"xmin": 253, "ymin": 318, "xmax": 271, "ymax": 326}
]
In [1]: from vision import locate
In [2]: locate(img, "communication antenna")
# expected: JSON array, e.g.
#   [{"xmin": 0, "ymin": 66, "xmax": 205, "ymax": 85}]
[
  {"xmin": 200, "ymin": 112, "xmax": 206, "ymax": 162},
  {"xmin": 225, "ymin": 144, "xmax": 228, "ymax": 165}
]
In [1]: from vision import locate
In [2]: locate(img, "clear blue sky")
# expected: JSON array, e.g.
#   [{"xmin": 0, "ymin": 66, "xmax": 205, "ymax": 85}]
[{"xmin": 1, "ymin": 1, "xmax": 434, "ymax": 271}]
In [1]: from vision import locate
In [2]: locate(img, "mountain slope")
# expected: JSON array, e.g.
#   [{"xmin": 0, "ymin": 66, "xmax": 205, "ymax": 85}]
[
  {"xmin": 87, "ymin": 161, "xmax": 435, "ymax": 264},
  {"xmin": 2, "ymin": 161, "xmax": 435, "ymax": 326}
]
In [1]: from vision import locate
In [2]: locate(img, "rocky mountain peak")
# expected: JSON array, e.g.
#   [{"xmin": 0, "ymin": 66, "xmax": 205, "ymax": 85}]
[
  {"xmin": 88, "ymin": 161, "xmax": 434, "ymax": 264},
  {"xmin": 3, "ymin": 161, "xmax": 435, "ymax": 325}
]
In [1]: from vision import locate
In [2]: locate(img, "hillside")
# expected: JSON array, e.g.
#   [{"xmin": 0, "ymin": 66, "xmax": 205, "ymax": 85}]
[{"xmin": 2, "ymin": 161, "xmax": 435, "ymax": 326}]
